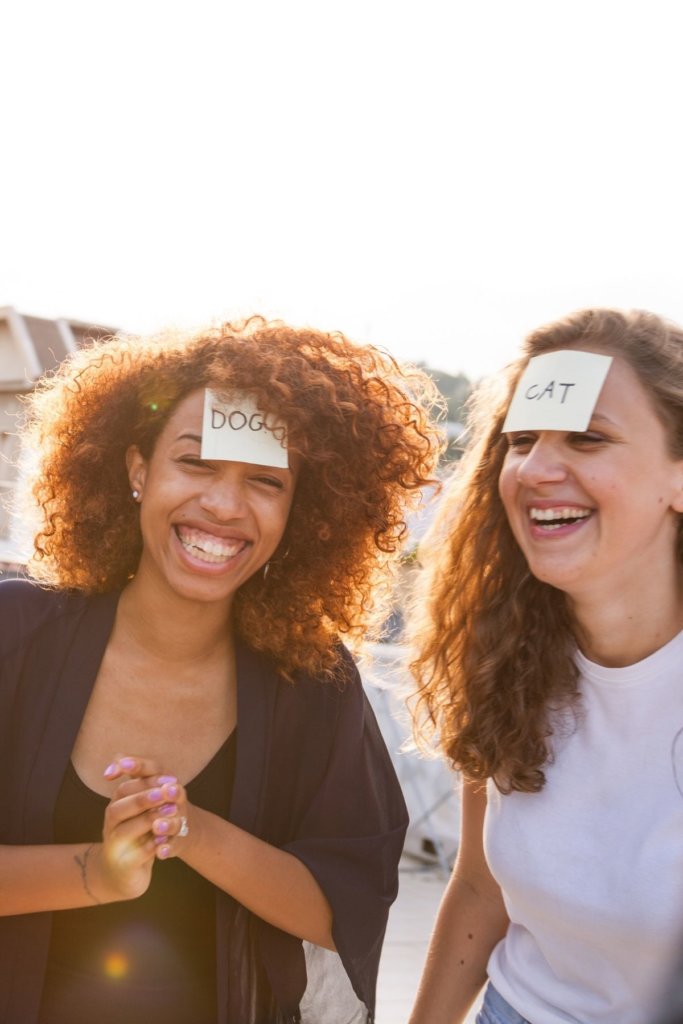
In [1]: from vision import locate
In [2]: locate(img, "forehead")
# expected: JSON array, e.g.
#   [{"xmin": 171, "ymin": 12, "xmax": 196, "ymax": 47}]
[
  {"xmin": 162, "ymin": 389, "xmax": 205, "ymax": 433},
  {"xmin": 592, "ymin": 354, "xmax": 662, "ymax": 421},
  {"xmin": 502, "ymin": 349, "xmax": 612, "ymax": 433},
  {"xmin": 155, "ymin": 388, "xmax": 298, "ymax": 472},
  {"xmin": 520, "ymin": 351, "xmax": 669, "ymax": 440},
  {"xmin": 162, "ymin": 388, "xmax": 286, "ymax": 436}
]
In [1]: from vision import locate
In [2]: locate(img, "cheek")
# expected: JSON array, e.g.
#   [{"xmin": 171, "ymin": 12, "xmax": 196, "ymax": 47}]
[
  {"xmin": 260, "ymin": 500, "xmax": 292, "ymax": 542},
  {"xmin": 275, "ymin": 506, "xmax": 293, "ymax": 540},
  {"xmin": 497, "ymin": 466, "xmax": 516, "ymax": 516},
  {"xmin": 497, "ymin": 469, "xmax": 529, "ymax": 549}
]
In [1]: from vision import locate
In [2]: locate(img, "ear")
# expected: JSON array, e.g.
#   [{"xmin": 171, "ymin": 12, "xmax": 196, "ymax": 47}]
[{"xmin": 126, "ymin": 445, "xmax": 148, "ymax": 497}]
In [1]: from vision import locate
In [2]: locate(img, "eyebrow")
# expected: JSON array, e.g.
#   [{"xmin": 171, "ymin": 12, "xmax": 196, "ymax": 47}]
[
  {"xmin": 174, "ymin": 432, "xmax": 203, "ymax": 444},
  {"xmin": 172, "ymin": 432, "xmax": 295, "ymax": 474},
  {"xmin": 589, "ymin": 412, "xmax": 618, "ymax": 427}
]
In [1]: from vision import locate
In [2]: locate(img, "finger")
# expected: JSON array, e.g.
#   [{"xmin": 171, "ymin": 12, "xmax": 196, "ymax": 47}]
[
  {"xmin": 150, "ymin": 804, "xmax": 187, "ymax": 839},
  {"xmin": 151, "ymin": 808, "xmax": 191, "ymax": 861},
  {"xmin": 111, "ymin": 777, "xmax": 182, "ymax": 803},
  {"xmin": 154, "ymin": 838, "xmax": 173, "ymax": 861},
  {"xmin": 103, "ymin": 756, "xmax": 165, "ymax": 782},
  {"xmin": 106, "ymin": 787, "xmax": 179, "ymax": 830},
  {"xmin": 149, "ymin": 803, "xmax": 180, "ymax": 836}
]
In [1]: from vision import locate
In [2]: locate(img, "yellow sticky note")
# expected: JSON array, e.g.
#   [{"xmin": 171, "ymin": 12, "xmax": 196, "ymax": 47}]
[{"xmin": 502, "ymin": 350, "xmax": 613, "ymax": 433}]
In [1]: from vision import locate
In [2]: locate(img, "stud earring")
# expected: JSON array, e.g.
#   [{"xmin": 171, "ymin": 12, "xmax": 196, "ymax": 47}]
[
  {"xmin": 262, "ymin": 561, "xmax": 270, "ymax": 581},
  {"xmin": 132, "ymin": 489, "xmax": 140, "ymax": 501}
]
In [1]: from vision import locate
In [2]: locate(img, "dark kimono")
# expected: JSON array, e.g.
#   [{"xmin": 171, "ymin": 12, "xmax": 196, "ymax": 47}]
[{"xmin": 0, "ymin": 580, "xmax": 408, "ymax": 1023}]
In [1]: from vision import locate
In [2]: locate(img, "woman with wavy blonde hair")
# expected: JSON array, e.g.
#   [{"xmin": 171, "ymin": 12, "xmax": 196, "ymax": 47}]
[
  {"xmin": 408, "ymin": 308, "xmax": 683, "ymax": 1024},
  {"xmin": 0, "ymin": 317, "xmax": 442, "ymax": 1024}
]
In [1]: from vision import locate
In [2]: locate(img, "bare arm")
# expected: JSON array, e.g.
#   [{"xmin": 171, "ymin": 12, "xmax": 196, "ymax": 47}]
[
  {"xmin": 107, "ymin": 757, "xmax": 335, "ymax": 950},
  {"xmin": 180, "ymin": 805, "xmax": 335, "ymax": 949},
  {"xmin": 408, "ymin": 779, "xmax": 509, "ymax": 1024},
  {"xmin": 0, "ymin": 843, "xmax": 135, "ymax": 915},
  {"xmin": 0, "ymin": 776, "xmax": 178, "ymax": 915},
  {"xmin": 0, "ymin": 756, "xmax": 334, "ymax": 947}
]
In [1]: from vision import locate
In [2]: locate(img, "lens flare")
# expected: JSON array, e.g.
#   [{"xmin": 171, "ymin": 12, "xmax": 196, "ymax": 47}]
[{"xmin": 103, "ymin": 951, "xmax": 129, "ymax": 980}]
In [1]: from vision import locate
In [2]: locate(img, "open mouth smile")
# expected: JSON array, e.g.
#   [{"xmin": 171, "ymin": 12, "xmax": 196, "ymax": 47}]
[
  {"xmin": 175, "ymin": 525, "xmax": 248, "ymax": 564},
  {"xmin": 528, "ymin": 506, "xmax": 593, "ymax": 532}
]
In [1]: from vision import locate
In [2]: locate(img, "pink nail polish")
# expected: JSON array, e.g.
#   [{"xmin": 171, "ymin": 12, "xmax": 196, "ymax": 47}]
[
  {"xmin": 148, "ymin": 788, "xmax": 163, "ymax": 803},
  {"xmin": 119, "ymin": 757, "xmax": 136, "ymax": 771},
  {"xmin": 154, "ymin": 835, "xmax": 166, "ymax": 846},
  {"xmin": 158, "ymin": 844, "xmax": 171, "ymax": 859},
  {"xmin": 155, "ymin": 819, "xmax": 170, "ymax": 835},
  {"xmin": 103, "ymin": 763, "xmax": 118, "ymax": 778},
  {"xmin": 160, "ymin": 803, "xmax": 177, "ymax": 816},
  {"xmin": 165, "ymin": 784, "xmax": 179, "ymax": 800},
  {"xmin": 157, "ymin": 775, "xmax": 177, "ymax": 785}
]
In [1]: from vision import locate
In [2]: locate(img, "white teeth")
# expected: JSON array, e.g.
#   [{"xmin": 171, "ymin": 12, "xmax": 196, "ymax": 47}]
[
  {"xmin": 176, "ymin": 527, "xmax": 246, "ymax": 563},
  {"xmin": 529, "ymin": 507, "xmax": 592, "ymax": 522}
]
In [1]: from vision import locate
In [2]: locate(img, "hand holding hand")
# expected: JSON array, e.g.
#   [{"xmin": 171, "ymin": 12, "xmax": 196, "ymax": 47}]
[{"xmin": 93, "ymin": 756, "xmax": 191, "ymax": 901}]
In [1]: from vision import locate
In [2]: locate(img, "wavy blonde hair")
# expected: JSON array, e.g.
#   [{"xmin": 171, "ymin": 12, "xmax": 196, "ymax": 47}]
[
  {"xmin": 21, "ymin": 317, "xmax": 444, "ymax": 679},
  {"xmin": 410, "ymin": 308, "xmax": 683, "ymax": 792}
]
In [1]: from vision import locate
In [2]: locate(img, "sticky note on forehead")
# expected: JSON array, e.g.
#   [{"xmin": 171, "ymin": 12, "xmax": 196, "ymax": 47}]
[
  {"xmin": 201, "ymin": 389, "xmax": 288, "ymax": 467},
  {"xmin": 502, "ymin": 350, "xmax": 613, "ymax": 433}
]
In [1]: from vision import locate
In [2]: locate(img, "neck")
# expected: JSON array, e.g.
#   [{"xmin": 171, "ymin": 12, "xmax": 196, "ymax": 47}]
[
  {"xmin": 116, "ymin": 575, "xmax": 234, "ymax": 664},
  {"xmin": 569, "ymin": 567, "xmax": 683, "ymax": 668}
]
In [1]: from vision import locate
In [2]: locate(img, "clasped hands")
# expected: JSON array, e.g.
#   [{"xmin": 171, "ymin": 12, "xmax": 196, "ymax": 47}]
[{"xmin": 90, "ymin": 756, "xmax": 193, "ymax": 903}]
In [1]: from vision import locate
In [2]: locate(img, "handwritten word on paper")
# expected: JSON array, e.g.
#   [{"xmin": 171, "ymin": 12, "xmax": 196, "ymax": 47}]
[
  {"xmin": 201, "ymin": 389, "xmax": 288, "ymax": 468},
  {"xmin": 502, "ymin": 350, "xmax": 613, "ymax": 433}
]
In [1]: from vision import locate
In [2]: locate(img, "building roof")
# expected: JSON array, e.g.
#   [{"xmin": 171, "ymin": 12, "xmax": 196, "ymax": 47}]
[{"xmin": 0, "ymin": 306, "xmax": 116, "ymax": 390}]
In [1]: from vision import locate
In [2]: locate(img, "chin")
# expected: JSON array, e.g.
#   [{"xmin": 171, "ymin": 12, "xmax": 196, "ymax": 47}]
[
  {"xmin": 167, "ymin": 575, "xmax": 237, "ymax": 606},
  {"xmin": 527, "ymin": 563, "xmax": 584, "ymax": 593}
]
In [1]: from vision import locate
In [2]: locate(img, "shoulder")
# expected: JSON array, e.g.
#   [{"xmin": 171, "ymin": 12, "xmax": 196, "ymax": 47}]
[
  {"xmin": 258, "ymin": 644, "xmax": 366, "ymax": 746},
  {"xmin": 254, "ymin": 641, "xmax": 362, "ymax": 699},
  {"xmin": 0, "ymin": 579, "xmax": 88, "ymax": 657},
  {"xmin": 296, "ymin": 645, "xmax": 364, "ymax": 709}
]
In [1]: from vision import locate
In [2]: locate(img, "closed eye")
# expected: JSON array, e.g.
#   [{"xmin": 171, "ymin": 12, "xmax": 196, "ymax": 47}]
[
  {"xmin": 177, "ymin": 455, "xmax": 211, "ymax": 469},
  {"xmin": 506, "ymin": 433, "xmax": 537, "ymax": 452},
  {"xmin": 253, "ymin": 475, "xmax": 285, "ymax": 490},
  {"xmin": 567, "ymin": 432, "xmax": 609, "ymax": 446},
  {"xmin": 505, "ymin": 431, "xmax": 609, "ymax": 452}
]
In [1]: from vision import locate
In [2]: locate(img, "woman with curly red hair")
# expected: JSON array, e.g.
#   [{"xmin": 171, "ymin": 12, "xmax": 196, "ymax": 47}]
[
  {"xmin": 0, "ymin": 317, "xmax": 442, "ymax": 1024},
  {"xmin": 408, "ymin": 308, "xmax": 683, "ymax": 1024}
]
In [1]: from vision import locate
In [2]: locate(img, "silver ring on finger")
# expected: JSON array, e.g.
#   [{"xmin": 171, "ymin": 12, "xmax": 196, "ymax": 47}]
[{"xmin": 178, "ymin": 815, "xmax": 189, "ymax": 838}]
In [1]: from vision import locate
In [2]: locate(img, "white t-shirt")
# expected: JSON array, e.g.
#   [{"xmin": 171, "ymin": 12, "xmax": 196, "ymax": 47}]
[{"xmin": 485, "ymin": 629, "xmax": 683, "ymax": 1024}]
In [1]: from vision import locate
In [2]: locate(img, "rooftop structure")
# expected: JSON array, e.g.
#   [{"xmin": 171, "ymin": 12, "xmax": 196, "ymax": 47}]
[{"xmin": 0, "ymin": 306, "xmax": 116, "ymax": 565}]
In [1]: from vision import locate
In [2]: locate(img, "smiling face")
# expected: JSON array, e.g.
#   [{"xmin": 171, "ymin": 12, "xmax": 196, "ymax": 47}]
[
  {"xmin": 498, "ymin": 353, "xmax": 683, "ymax": 604},
  {"xmin": 126, "ymin": 389, "xmax": 298, "ymax": 609}
]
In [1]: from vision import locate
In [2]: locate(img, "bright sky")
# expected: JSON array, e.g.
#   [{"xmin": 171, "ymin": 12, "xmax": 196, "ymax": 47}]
[{"xmin": 2, "ymin": 0, "xmax": 682, "ymax": 380}]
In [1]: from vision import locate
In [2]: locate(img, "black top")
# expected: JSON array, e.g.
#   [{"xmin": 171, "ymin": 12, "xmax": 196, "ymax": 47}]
[
  {"xmin": 0, "ymin": 581, "xmax": 408, "ymax": 1024},
  {"xmin": 38, "ymin": 733, "xmax": 236, "ymax": 1024}
]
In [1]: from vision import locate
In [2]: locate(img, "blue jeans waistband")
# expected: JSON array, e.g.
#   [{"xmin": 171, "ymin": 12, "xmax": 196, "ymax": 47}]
[{"xmin": 476, "ymin": 984, "xmax": 529, "ymax": 1024}]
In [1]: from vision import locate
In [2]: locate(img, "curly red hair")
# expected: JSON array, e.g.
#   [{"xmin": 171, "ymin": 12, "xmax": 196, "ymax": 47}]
[{"xmin": 21, "ymin": 317, "xmax": 444, "ymax": 679}]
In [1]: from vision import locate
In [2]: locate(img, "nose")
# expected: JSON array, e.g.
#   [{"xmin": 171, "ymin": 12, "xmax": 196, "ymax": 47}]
[
  {"xmin": 198, "ymin": 469, "xmax": 248, "ymax": 520},
  {"xmin": 515, "ymin": 437, "xmax": 569, "ymax": 488}
]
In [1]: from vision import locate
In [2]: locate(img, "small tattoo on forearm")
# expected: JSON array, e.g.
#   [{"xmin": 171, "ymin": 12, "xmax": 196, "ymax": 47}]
[{"xmin": 75, "ymin": 844, "xmax": 102, "ymax": 905}]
